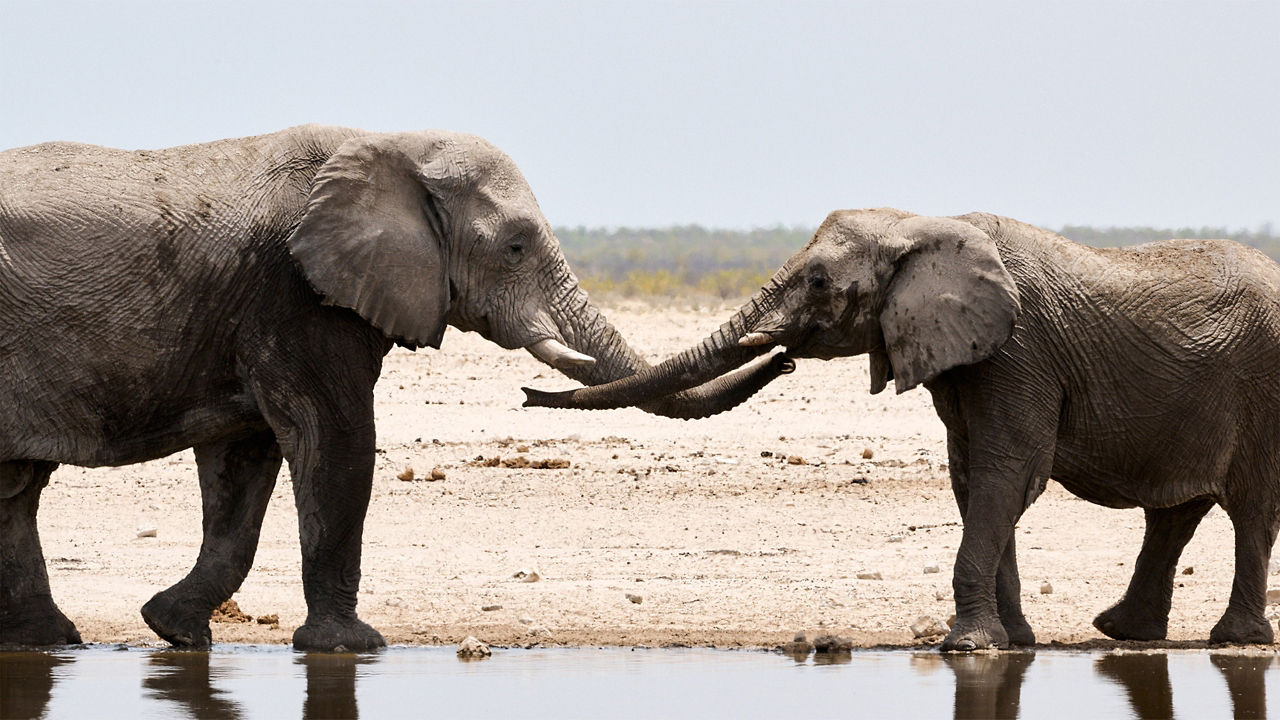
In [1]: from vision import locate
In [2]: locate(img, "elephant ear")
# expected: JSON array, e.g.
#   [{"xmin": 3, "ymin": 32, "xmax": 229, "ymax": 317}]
[
  {"xmin": 878, "ymin": 216, "xmax": 1019, "ymax": 394},
  {"xmin": 288, "ymin": 134, "xmax": 451, "ymax": 349}
]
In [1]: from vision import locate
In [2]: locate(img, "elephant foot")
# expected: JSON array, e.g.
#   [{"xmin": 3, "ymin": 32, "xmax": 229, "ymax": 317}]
[
  {"xmin": 1209, "ymin": 611, "xmax": 1274, "ymax": 645},
  {"xmin": 940, "ymin": 615, "xmax": 1009, "ymax": 652},
  {"xmin": 141, "ymin": 592, "xmax": 212, "ymax": 648},
  {"xmin": 293, "ymin": 617, "xmax": 386, "ymax": 652},
  {"xmin": 1003, "ymin": 617, "xmax": 1036, "ymax": 647},
  {"xmin": 0, "ymin": 595, "xmax": 82, "ymax": 646},
  {"xmin": 1092, "ymin": 600, "xmax": 1168, "ymax": 641}
]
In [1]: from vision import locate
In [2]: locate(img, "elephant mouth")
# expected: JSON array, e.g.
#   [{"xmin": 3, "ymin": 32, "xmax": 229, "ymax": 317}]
[
  {"xmin": 738, "ymin": 325, "xmax": 819, "ymax": 356},
  {"xmin": 525, "ymin": 337, "xmax": 597, "ymax": 369}
]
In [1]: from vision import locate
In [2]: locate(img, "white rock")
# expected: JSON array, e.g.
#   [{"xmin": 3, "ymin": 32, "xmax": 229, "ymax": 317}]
[
  {"xmin": 1040, "ymin": 582, "xmax": 1053, "ymax": 595},
  {"xmin": 910, "ymin": 616, "xmax": 950, "ymax": 639},
  {"xmin": 527, "ymin": 625, "xmax": 552, "ymax": 638},
  {"xmin": 935, "ymin": 589, "xmax": 949, "ymax": 602},
  {"xmin": 856, "ymin": 571, "xmax": 883, "ymax": 581},
  {"xmin": 625, "ymin": 593, "xmax": 643, "ymax": 604},
  {"xmin": 456, "ymin": 636, "xmax": 491, "ymax": 659},
  {"xmin": 518, "ymin": 616, "xmax": 535, "ymax": 625},
  {"xmin": 1266, "ymin": 588, "xmax": 1280, "ymax": 604},
  {"xmin": 888, "ymin": 535, "xmax": 903, "ymax": 543},
  {"xmin": 512, "ymin": 568, "xmax": 541, "ymax": 583},
  {"xmin": 923, "ymin": 563, "xmax": 940, "ymax": 574},
  {"xmin": 136, "ymin": 526, "xmax": 157, "ymax": 538}
]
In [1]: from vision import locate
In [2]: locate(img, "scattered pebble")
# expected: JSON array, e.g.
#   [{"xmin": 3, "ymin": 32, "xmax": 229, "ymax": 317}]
[
  {"xmin": 396, "ymin": 468, "xmax": 415, "ymax": 482},
  {"xmin": 1040, "ymin": 582, "xmax": 1053, "ymax": 595},
  {"xmin": 429, "ymin": 467, "xmax": 446, "ymax": 481},
  {"xmin": 1266, "ymin": 588, "xmax": 1280, "ymax": 604},
  {"xmin": 255, "ymin": 614, "xmax": 279, "ymax": 625},
  {"xmin": 516, "ymin": 445, "xmax": 530, "ymax": 453},
  {"xmin": 856, "ymin": 572, "xmax": 883, "ymax": 581},
  {"xmin": 813, "ymin": 635, "xmax": 853, "ymax": 653},
  {"xmin": 527, "ymin": 625, "xmax": 552, "ymax": 638},
  {"xmin": 888, "ymin": 535, "xmax": 903, "ymax": 543},
  {"xmin": 787, "ymin": 455, "xmax": 807, "ymax": 465},
  {"xmin": 513, "ymin": 568, "xmax": 541, "ymax": 583},
  {"xmin": 471, "ymin": 456, "xmax": 571, "ymax": 469},
  {"xmin": 457, "ymin": 636, "xmax": 491, "ymax": 659},
  {"xmin": 861, "ymin": 448, "xmax": 874, "ymax": 459},
  {"xmin": 935, "ymin": 589, "xmax": 949, "ymax": 601},
  {"xmin": 1182, "ymin": 566, "xmax": 1194, "ymax": 575},
  {"xmin": 923, "ymin": 563, "xmax": 940, "ymax": 574},
  {"xmin": 136, "ymin": 526, "xmax": 157, "ymax": 538},
  {"xmin": 481, "ymin": 605, "xmax": 503, "ymax": 612},
  {"xmin": 910, "ymin": 616, "xmax": 950, "ymax": 639},
  {"xmin": 625, "ymin": 593, "xmax": 643, "ymax": 604},
  {"xmin": 760, "ymin": 451, "xmax": 773, "ymax": 458},
  {"xmin": 519, "ymin": 616, "xmax": 535, "ymax": 625}
]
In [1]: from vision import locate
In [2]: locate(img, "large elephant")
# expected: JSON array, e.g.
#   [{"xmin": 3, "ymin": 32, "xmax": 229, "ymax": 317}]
[
  {"xmin": 0, "ymin": 125, "xmax": 789, "ymax": 650},
  {"xmin": 524, "ymin": 207, "xmax": 1280, "ymax": 650}
]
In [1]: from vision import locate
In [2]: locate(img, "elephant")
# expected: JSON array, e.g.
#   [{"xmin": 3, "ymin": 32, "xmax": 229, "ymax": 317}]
[
  {"xmin": 0, "ymin": 125, "xmax": 791, "ymax": 650},
  {"xmin": 524, "ymin": 207, "xmax": 1280, "ymax": 651}
]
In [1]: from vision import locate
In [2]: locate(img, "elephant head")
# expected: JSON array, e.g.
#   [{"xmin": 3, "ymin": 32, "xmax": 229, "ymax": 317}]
[
  {"xmin": 522, "ymin": 208, "xmax": 1019, "ymax": 411},
  {"xmin": 288, "ymin": 130, "xmax": 788, "ymax": 417}
]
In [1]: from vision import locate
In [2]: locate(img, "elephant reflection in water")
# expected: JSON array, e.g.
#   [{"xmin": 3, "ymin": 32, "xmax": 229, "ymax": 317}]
[
  {"xmin": 298, "ymin": 652, "xmax": 367, "ymax": 720},
  {"xmin": 0, "ymin": 651, "xmax": 70, "ymax": 719},
  {"xmin": 1096, "ymin": 652, "xmax": 1275, "ymax": 719},
  {"xmin": 145, "ymin": 651, "xmax": 243, "ymax": 720},
  {"xmin": 141, "ymin": 651, "xmax": 366, "ymax": 720},
  {"xmin": 942, "ymin": 652, "xmax": 1035, "ymax": 720}
]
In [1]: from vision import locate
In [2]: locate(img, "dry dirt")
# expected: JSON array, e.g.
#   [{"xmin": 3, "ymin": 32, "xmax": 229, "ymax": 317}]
[{"xmin": 37, "ymin": 301, "xmax": 1280, "ymax": 650}]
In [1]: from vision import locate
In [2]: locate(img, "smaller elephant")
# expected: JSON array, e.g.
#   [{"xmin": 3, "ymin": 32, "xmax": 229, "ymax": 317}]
[{"xmin": 525, "ymin": 208, "xmax": 1280, "ymax": 650}]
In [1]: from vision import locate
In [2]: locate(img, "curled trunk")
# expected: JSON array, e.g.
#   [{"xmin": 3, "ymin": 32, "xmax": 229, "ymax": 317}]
[
  {"xmin": 542, "ymin": 279, "xmax": 789, "ymax": 419},
  {"xmin": 527, "ymin": 273, "xmax": 788, "ymax": 414}
]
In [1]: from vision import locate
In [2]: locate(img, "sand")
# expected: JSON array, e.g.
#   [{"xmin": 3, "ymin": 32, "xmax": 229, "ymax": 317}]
[{"xmin": 35, "ymin": 301, "xmax": 1278, "ymax": 649}]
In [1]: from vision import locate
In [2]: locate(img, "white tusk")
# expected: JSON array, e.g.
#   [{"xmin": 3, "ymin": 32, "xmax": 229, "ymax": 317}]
[
  {"xmin": 526, "ymin": 338, "xmax": 597, "ymax": 369},
  {"xmin": 737, "ymin": 332, "xmax": 776, "ymax": 347}
]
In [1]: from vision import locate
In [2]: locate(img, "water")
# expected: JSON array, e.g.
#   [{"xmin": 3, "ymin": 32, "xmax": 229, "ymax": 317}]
[{"xmin": 2, "ymin": 646, "xmax": 1276, "ymax": 719}]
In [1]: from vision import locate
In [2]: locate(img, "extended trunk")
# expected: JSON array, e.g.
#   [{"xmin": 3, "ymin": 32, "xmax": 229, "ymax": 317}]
[{"xmin": 527, "ymin": 272, "xmax": 789, "ymax": 414}]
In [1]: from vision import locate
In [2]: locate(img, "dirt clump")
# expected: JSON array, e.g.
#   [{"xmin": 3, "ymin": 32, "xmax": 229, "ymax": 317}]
[{"xmin": 210, "ymin": 599, "xmax": 252, "ymax": 624}]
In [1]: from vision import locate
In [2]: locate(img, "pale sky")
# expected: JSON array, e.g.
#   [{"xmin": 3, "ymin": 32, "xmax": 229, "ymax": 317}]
[{"xmin": 2, "ymin": 1, "xmax": 1276, "ymax": 230}]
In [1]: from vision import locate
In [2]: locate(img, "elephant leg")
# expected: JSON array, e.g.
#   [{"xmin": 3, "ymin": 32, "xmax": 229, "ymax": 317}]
[
  {"xmin": 1092, "ymin": 498, "xmax": 1213, "ymax": 641},
  {"xmin": 0, "ymin": 460, "xmax": 80, "ymax": 645},
  {"xmin": 949, "ymin": 436, "xmax": 1034, "ymax": 647},
  {"xmin": 249, "ymin": 348, "xmax": 386, "ymax": 652},
  {"xmin": 141, "ymin": 430, "xmax": 281, "ymax": 647},
  {"xmin": 1209, "ymin": 495, "xmax": 1278, "ymax": 645}
]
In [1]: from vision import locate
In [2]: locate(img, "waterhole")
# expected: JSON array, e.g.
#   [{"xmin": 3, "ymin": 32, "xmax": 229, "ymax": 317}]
[{"xmin": 1, "ymin": 646, "xmax": 1276, "ymax": 719}]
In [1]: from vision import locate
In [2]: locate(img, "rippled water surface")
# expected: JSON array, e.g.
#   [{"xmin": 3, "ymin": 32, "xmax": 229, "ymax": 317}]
[{"xmin": 2, "ymin": 646, "xmax": 1277, "ymax": 719}]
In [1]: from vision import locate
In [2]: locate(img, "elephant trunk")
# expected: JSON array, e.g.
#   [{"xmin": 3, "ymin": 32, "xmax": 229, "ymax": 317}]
[
  {"xmin": 537, "ymin": 269, "xmax": 790, "ymax": 419},
  {"xmin": 526, "ymin": 269, "xmax": 790, "ymax": 412}
]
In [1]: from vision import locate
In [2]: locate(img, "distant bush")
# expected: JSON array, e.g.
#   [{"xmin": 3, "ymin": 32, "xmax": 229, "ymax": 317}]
[{"xmin": 556, "ymin": 222, "xmax": 1279, "ymax": 300}]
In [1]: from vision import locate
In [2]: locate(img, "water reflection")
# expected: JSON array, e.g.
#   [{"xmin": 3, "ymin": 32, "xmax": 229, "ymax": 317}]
[
  {"xmin": 942, "ymin": 652, "xmax": 1035, "ymax": 720},
  {"xmin": 1097, "ymin": 652, "xmax": 1276, "ymax": 719},
  {"xmin": 0, "ymin": 646, "xmax": 1273, "ymax": 718},
  {"xmin": 1096, "ymin": 653, "xmax": 1175, "ymax": 718},
  {"xmin": 297, "ymin": 652, "xmax": 367, "ymax": 720},
  {"xmin": 1209, "ymin": 654, "xmax": 1272, "ymax": 720},
  {"xmin": 145, "ymin": 650, "xmax": 244, "ymax": 719},
  {"xmin": 0, "ymin": 651, "xmax": 70, "ymax": 720}
]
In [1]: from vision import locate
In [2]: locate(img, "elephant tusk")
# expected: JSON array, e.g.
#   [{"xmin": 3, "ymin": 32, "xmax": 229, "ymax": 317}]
[
  {"xmin": 737, "ymin": 332, "xmax": 776, "ymax": 347},
  {"xmin": 526, "ymin": 338, "xmax": 597, "ymax": 369}
]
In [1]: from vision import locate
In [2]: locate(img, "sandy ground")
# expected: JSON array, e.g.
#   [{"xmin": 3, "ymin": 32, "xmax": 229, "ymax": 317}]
[{"xmin": 35, "ymin": 300, "xmax": 1280, "ymax": 651}]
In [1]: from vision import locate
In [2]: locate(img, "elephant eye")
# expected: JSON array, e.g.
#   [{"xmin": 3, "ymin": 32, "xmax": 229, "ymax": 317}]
[
  {"xmin": 808, "ymin": 274, "xmax": 828, "ymax": 292},
  {"xmin": 504, "ymin": 239, "xmax": 526, "ymax": 266}
]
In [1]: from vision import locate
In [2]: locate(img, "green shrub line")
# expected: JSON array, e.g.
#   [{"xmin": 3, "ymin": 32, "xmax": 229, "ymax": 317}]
[{"xmin": 556, "ymin": 223, "xmax": 1279, "ymax": 299}]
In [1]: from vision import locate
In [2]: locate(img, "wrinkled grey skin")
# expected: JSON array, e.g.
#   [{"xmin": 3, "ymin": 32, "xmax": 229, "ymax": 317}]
[
  {"xmin": 526, "ymin": 207, "xmax": 1280, "ymax": 651},
  {"xmin": 0, "ymin": 125, "xmax": 785, "ymax": 651}
]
